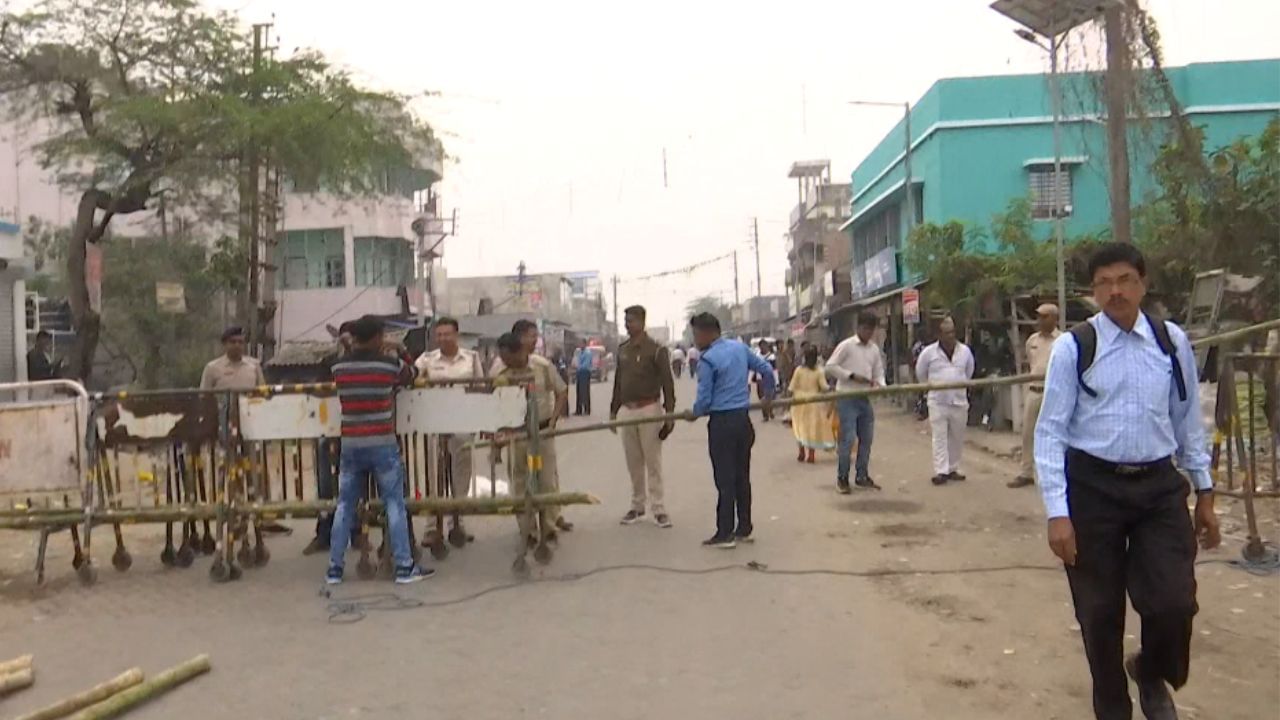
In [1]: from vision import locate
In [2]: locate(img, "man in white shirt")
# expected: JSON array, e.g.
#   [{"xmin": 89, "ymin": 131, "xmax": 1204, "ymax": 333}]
[
  {"xmin": 415, "ymin": 317, "xmax": 485, "ymax": 545},
  {"xmin": 825, "ymin": 313, "xmax": 885, "ymax": 492},
  {"xmin": 1010, "ymin": 304, "xmax": 1062, "ymax": 489},
  {"xmin": 915, "ymin": 317, "xmax": 975, "ymax": 486}
]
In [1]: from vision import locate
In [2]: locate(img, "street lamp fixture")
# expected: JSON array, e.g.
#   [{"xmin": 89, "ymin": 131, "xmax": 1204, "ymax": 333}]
[{"xmin": 846, "ymin": 100, "xmax": 915, "ymax": 240}]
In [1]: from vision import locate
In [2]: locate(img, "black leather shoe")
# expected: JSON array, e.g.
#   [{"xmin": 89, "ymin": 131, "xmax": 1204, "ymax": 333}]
[
  {"xmin": 948, "ymin": 472, "xmax": 966, "ymax": 482},
  {"xmin": 1126, "ymin": 653, "xmax": 1179, "ymax": 720},
  {"xmin": 931, "ymin": 474, "xmax": 949, "ymax": 486}
]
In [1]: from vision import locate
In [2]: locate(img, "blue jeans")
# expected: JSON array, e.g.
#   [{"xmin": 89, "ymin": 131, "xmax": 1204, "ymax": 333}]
[
  {"xmin": 329, "ymin": 444, "xmax": 412, "ymax": 572},
  {"xmin": 836, "ymin": 398, "xmax": 875, "ymax": 482}
]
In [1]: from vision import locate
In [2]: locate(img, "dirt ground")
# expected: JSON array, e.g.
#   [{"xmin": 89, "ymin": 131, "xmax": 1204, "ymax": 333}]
[{"xmin": 1, "ymin": 377, "xmax": 1277, "ymax": 720}]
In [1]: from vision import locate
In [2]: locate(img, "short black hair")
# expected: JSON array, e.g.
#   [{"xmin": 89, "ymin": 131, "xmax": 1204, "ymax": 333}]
[
  {"xmin": 496, "ymin": 332, "xmax": 523, "ymax": 353},
  {"xmin": 221, "ymin": 326, "xmax": 245, "ymax": 342},
  {"xmin": 624, "ymin": 305, "xmax": 646, "ymax": 320},
  {"xmin": 689, "ymin": 312, "xmax": 720, "ymax": 332},
  {"xmin": 858, "ymin": 313, "xmax": 880, "ymax": 329},
  {"xmin": 512, "ymin": 319, "xmax": 537, "ymax": 336},
  {"xmin": 435, "ymin": 316, "xmax": 460, "ymax": 331},
  {"xmin": 349, "ymin": 317, "xmax": 383, "ymax": 343},
  {"xmin": 1087, "ymin": 242, "xmax": 1146, "ymax": 282},
  {"xmin": 36, "ymin": 330, "xmax": 51, "ymax": 340}
]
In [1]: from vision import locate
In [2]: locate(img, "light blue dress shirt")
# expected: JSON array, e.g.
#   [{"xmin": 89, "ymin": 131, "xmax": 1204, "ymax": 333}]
[
  {"xmin": 693, "ymin": 338, "xmax": 776, "ymax": 416},
  {"xmin": 1034, "ymin": 311, "xmax": 1212, "ymax": 519}
]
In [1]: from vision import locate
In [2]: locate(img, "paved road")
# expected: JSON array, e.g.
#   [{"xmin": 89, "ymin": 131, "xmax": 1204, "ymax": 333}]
[{"xmin": 1, "ymin": 376, "xmax": 1276, "ymax": 719}]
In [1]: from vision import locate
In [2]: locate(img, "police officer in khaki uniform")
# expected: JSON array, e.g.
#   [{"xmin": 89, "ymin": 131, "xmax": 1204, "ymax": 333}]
[{"xmin": 1010, "ymin": 303, "xmax": 1061, "ymax": 489}]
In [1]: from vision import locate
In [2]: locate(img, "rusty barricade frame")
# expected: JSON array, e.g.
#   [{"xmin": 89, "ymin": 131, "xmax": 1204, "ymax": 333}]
[{"xmin": 0, "ymin": 379, "xmax": 596, "ymax": 586}]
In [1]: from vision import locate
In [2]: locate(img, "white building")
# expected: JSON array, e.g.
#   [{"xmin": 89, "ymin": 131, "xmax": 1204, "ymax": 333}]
[
  {"xmin": 0, "ymin": 217, "xmax": 27, "ymax": 383},
  {"xmin": 272, "ymin": 168, "xmax": 442, "ymax": 344}
]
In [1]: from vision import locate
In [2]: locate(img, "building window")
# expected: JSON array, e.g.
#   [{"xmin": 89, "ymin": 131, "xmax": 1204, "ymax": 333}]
[
  {"xmin": 1028, "ymin": 165, "xmax": 1072, "ymax": 219},
  {"xmin": 278, "ymin": 228, "xmax": 345, "ymax": 289},
  {"xmin": 354, "ymin": 237, "xmax": 414, "ymax": 287}
]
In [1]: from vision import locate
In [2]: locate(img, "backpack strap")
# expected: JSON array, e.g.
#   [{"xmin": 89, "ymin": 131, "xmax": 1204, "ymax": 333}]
[
  {"xmin": 1069, "ymin": 322, "xmax": 1098, "ymax": 398},
  {"xmin": 1146, "ymin": 315, "xmax": 1188, "ymax": 403}
]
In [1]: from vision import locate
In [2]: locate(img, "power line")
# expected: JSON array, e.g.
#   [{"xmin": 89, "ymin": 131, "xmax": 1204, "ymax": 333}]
[{"xmin": 620, "ymin": 251, "xmax": 735, "ymax": 282}]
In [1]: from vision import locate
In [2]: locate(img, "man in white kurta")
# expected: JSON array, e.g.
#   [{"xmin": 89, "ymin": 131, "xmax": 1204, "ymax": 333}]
[{"xmin": 915, "ymin": 317, "xmax": 975, "ymax": 486}]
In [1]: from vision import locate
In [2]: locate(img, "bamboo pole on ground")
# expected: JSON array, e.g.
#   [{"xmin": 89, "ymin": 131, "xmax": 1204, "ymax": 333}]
[
  {"xmin": 0, "ymin": 654, "xmax": 33, "ymax": 674},
  {"xmin": 14, "ymin": 668, "xmax": 144, "ymax": 720},
  {"xmin": 69, "ymin": 655, "xmax": 209, "ymax": 720},
  {"xmin": 0, "ymin": 667, "xmax": 35, "ymax": 696}
]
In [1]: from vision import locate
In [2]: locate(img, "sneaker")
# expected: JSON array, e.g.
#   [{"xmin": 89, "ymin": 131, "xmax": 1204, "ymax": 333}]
[
  {"xmin": 702, "ymin": 535, "xmax": 737, "ymax": 549},
  {"xmin": 931, "ymin": 474, "xmax": 949, "ymax": 486},
  {"xmin": 654, "ymin": 513, "xmax": 673, "ymax": 528},
  {"xmin": 303, "ymin": 537, "xmax": 329, "ymax": 556},
  {"xmin": 734, "ymin": 532, "xmax": 755, "ymax": 544},
  {"xmin": 1007, "ymin": 476, "xmax": 1035, "ymax": 489},
  {"xmin": 837, "ymin": 479, "xmax": 852, "ymax": 495},
  {"xmin": 394, "ymin": 564, "xmax": 436, "ymax": 585},
  {"xmin": 948, "ymin": 472, "xmax": 967, "ymax": 482},
  {"xmin": 325, "ymin": 566, "xmax": 343, "ymax": 585},
  {"xmin": 620, "ymin": 510, "xmax": 646, "ymax": 525},
  {"xmin": 854, "ymin": 477, "xmax": 881, "ymax": 490}
]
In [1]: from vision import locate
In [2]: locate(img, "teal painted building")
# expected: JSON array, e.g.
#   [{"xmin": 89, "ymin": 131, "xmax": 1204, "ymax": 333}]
[{"xmin": 844, "ymin": 58, "xmax": 1280, "ymax": 300}]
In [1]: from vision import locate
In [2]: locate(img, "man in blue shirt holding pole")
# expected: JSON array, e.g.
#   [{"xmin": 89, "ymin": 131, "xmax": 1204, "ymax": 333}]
[{"xmin": 686, "ymin": 312, "xmax": 776, "ymax": 548}]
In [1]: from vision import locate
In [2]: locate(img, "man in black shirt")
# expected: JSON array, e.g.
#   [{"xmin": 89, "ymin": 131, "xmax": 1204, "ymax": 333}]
[{"xmin": 27, "ymin": 330, "xmax": 61, "ymax": 381}]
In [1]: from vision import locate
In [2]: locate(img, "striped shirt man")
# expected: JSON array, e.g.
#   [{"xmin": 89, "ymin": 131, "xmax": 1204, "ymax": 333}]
[{"xmin": 331, "ymin": 349, "xmax": 416, "ymax": 448}]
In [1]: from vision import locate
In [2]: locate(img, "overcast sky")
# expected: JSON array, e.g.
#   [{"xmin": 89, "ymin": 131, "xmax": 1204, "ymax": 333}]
[{"xmin": 7, "ymin": 0, "xmax": 1280, "ymax": 330}]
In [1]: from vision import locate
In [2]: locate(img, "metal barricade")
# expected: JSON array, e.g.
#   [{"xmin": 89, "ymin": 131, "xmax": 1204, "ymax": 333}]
[
  {"xmin": 1, "ymin": 379, "xmax": 597, "ymax": 587},
  {"xmin": 1212, "ymin": 352, "xmax": 1280, "ymax": 562},
  {"xmin": 0, "ymin": 380, "xmax": 93, "ymax": 584}
]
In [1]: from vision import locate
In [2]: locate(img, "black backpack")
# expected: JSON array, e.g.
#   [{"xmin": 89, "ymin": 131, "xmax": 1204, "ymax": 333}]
[{"xmin": 1069, "ymin": 314, "xmax": 1187, "ymax": 403}]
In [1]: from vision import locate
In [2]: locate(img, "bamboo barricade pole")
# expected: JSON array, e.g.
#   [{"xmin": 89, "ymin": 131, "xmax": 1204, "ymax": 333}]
[
  {"xmin": 0, "ymin": 667, "xmax": 35, "ymax": 696},
  {"xmin": 14, "ymin": 668, "xmax": 144, "ymax": 720},
  {"xmin": 0, "ymin": 655, "xmax": 33, "ymax": 675},
  {"xmin": 0, "ymin": 493, "xmax": 599, "ymax": 529},
  {"xmin": 468, "ymin": 317, "xmax": 1280, "ymax": 449},
  {"xmin": 68, "ymin": 655, "xmax": 210, "ymax": 720}
]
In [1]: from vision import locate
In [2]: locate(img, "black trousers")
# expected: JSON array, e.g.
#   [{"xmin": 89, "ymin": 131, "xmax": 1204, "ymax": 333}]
[
  {"xmin": 707, "ymin": 410, "xmax": 755, "ymax": 539},
  {"xmin": 575, "ymin": 373, "xmax": 592, "ymax": 415},
  {"xmin": 1065, "ymin": 450, "xmax": 1198, "ymax": 720}
]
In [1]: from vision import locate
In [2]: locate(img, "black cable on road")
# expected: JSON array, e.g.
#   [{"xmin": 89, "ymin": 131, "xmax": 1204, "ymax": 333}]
[{"xmin": 319, "ymin": 556, "xmax": 1278, "ymax": 624}]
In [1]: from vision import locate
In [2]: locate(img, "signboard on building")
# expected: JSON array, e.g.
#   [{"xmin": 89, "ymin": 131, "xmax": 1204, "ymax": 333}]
[
  {"xmin": 155, "ymin": 282, "xmax": 186, "ymax": 313},
  {"xmin": 902, "ymin": 288, "xmax": 920, "ymax": 324},
  {"xmin": 865, "ymin": 247, "xmax": 898, "ymax": 292}
]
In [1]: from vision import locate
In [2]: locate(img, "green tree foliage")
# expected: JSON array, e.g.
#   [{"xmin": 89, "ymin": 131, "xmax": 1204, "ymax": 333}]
[
  {"xmin": 101, "ymin": 236, "xmax": 223, "ymax": 388},
  {"xmin": 903, "ymin": 198, "xmax": 1105, "ymax": 323},
  {"xmin": 685, "ymin": 295, "xmax": 733, "ymax": 332},
  {"xmin": 1135, "ymin": 118, "xmax": 1280, "ymax": 316},
  {"xmin": 0, "ymin": 0, "xmax": 440, "ymax": 383}
]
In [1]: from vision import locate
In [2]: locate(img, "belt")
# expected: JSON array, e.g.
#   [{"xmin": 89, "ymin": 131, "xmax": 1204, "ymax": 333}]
[
  {"xmin": 1069, "ymin": 449, "xmax": 1171, "ymax": 477},
  {"xmin": 1028, "ymin": 385, "xmax": 1044, "ymax": 392},
  {"xmin": 624, "ymin": 399, "xmax": 659, "ymax": 410}
]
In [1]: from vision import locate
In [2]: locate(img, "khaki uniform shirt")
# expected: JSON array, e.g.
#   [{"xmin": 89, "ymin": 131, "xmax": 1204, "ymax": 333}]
[
  {"xmin": 1025, "ymin": 330, "xmax": 1062, "ymax": 388},
  {"xmin": 493, "ymin": 360, "xmax": 560, "ymax": 427},
  {"xmin": 610, "ymin": 333, "xmax": 675, "ymax": 416},
  {"xmin": 415, "ymin": 347, "xmax": 483, "ymax": 381},
  {"xmin": 200, "ymin": 355, "xmax": 265, "ymax": 391}
]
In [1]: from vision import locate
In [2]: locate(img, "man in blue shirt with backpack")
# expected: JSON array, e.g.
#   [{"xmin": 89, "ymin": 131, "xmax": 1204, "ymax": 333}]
[{"xmin": 1035, "ymin": 243, "xmax": 1220, "ymax": 720}]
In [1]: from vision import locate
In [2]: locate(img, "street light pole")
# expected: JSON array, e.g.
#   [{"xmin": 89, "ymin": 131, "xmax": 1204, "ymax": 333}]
[{"xmin": 1049, "ymin": 32, "xmax": 1067, "ymax": 331}]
